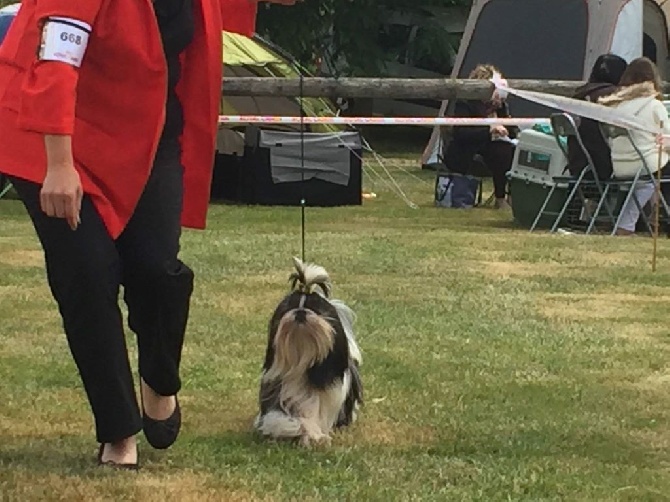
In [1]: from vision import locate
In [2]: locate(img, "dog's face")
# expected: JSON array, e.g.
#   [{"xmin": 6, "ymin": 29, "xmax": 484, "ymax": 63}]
[
  {"xmin": 255, "ymin": 258, "xmax": 362, "ymax": 445},
  {"xmin": 264, "ymin": 291, "xmax": 338, "ymax": 380}
]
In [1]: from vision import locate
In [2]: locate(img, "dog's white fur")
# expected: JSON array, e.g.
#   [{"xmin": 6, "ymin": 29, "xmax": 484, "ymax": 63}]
[
  {"xmin": 254, "ymin": 260, "xmax": 362, "ymax": 446},
  {"xmin": 254, "ymin": 370, "xmax": 353, "ymax": 446}
]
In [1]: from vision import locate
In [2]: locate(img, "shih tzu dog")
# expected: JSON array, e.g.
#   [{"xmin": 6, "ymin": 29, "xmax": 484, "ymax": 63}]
[{"xmin": 253, "ymin": 257, "xmax": 363, "ymax": 446}]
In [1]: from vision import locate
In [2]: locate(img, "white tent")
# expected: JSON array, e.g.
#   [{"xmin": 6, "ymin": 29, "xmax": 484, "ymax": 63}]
[{"xmin": 421, "ymin": 0, "xmax": 670, "ymax": 166}]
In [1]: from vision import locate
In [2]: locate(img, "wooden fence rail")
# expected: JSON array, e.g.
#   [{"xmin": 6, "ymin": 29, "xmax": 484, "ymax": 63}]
[{"xmin": 221, "ymin": 77, "xmax": 642, "ymax": 100}]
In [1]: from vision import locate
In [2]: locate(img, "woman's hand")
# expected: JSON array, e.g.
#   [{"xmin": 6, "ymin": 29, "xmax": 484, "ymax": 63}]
[
  {"xmin": 490, "ymin": 125, "xmax": 509, "ymax": 138},
  {"xmin": 41, "ymin": 163, "xmax": 82, "ymax": 231},
  {"xmin": 42, "ymin": 135, "xmax": 82, "ymax": 230}
]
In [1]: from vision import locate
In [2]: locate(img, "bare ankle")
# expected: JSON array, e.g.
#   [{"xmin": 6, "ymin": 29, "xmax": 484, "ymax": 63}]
[
  {"xmin": 111, "ymin": 436, "xmax": 136, "ymax": 448},
  {"xmin": 101, "ymin": 436, "xmax": 137, "ymax": 464},
  {"xmin": 141, "ymin": 378, "xmax": 176, "ymax": 420}
]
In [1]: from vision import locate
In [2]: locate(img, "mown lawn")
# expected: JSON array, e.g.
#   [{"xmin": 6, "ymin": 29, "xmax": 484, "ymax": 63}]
[{"xmin": 1, "ymin": 158, "xmax": 670, "ymax": 501}]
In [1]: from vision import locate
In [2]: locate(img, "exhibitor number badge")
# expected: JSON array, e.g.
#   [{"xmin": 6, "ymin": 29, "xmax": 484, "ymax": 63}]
[{"xmin": 39, "ymin": 17, "xmax": 91, "ymax": 68}]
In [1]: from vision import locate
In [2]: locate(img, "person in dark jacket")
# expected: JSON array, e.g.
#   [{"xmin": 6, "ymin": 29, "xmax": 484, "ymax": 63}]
[
  {"xmin": 444, "ymin": 64, "xmax": 518, "ymax": 209},
  {"xmin": 566, "ymin": 54, "xmax": 628, "ymax": 179}
]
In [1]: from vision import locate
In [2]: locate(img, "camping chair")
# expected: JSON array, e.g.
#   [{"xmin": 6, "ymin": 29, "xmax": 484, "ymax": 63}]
[
  {"xmin": 437, "ymin": 127, "xmax": 503, "ymax": 207},
  {"xmin": 530, "ymin": 113, "xmax": 615, "ymax": 233},
  {"xmin": 590, "ymin": 124, "xmax": 670, "ymax": 236},
  {"xmin": 0, "ymin": 174, "xmax": 11, "ymax": 199}
]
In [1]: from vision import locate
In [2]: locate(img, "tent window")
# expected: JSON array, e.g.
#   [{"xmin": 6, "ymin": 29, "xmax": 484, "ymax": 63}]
[{"xmin": 644, "ymin": 33, "xmax": 657, "ymax": 62}]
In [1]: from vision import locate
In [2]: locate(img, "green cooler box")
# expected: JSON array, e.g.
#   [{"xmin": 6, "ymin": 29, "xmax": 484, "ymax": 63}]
[{"xmin": 508, "ymin": 129, "xmax": 569, "ymax": 229}]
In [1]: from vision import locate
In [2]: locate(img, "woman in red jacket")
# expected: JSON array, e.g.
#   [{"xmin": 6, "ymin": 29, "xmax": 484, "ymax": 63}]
[{"xmin": 0, "ymin": 0, "xmax": 295, "ymax": 469}]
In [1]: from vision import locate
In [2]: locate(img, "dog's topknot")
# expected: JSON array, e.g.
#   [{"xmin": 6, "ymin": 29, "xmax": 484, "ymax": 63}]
[{"xmin": 289, "ymin": 257, "xmax": 332, "ymax": 298}]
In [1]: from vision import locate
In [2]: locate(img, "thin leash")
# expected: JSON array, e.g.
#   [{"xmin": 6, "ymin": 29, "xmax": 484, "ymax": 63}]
[{"xmin": 300, "ymin": 72, "xmax": 306, "ymax": 262}]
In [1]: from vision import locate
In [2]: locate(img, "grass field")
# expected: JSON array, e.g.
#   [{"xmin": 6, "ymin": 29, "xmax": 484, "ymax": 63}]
[{"xmin": 2, "ymin": 153, "xmax": 670, "ymax": 501}]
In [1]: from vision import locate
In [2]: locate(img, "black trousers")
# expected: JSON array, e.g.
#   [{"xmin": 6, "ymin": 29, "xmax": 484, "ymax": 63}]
[
  {"xmin": 481, "ymin": 141, "xmax": 515, "ymax": 199},
  {"xmin": 9, "ymin": 144, "xmax": 193, "ymax": 443}
]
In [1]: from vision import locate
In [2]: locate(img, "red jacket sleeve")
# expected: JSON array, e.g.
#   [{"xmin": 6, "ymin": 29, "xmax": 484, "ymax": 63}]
[
  {"xmin": 221, "ymin": 0, "xmax": 258, "ymax": 36},
  {"xmin": 17, "ymin": 0, "xmax": 104, "ymax": 135}
]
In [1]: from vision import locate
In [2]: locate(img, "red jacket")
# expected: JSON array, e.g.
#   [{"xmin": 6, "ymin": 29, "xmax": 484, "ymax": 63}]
[{"xmin": 0, "ymin": 0, "xmax": 257, "ymax": 238}]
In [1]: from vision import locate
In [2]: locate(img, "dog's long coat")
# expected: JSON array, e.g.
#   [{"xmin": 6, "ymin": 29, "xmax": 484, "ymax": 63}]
[{"xmin": 253, "ymin": 259, "xmax": 362, "ymax": 445}]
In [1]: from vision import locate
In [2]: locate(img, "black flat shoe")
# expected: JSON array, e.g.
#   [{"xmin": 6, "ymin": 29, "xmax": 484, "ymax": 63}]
[
  {"xmin": 97, "ymin": 444, "xmax": 139, "ymax": 470},
  {"xmin": 142, "ymin": 396, "xmax": 181, "ymax": 450}
]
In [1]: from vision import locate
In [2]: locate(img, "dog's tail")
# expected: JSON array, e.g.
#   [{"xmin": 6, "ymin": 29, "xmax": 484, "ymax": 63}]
[{"xmin": 290, "ymin": 257, "xmax": 332, "ymax": 298}]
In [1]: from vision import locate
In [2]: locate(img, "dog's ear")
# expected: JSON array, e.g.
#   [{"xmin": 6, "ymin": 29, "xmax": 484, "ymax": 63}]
[
  {"xmin": 288, "ymin": 272, "xmax": 301, "ymax": 291},
  {"xmin": 313, "ymin": 281, "xmax": 332, "ymax": 298}
]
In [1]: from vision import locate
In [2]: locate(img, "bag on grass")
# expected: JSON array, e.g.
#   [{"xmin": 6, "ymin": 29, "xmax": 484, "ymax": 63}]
[{"xmin": 435, "ymin": 172, "xmax": 480, "ymax": 208}]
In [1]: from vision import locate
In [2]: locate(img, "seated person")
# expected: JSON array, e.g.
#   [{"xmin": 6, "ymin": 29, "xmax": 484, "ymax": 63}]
[
  {"xmin": 566, "ymin": 53, "xmax": 628, "ymax": 180},
  {"xmin": 444, "ymin": 64, "xmax": 517, "ymax": 209},
  {"xmin": 599, "ymin": 57, "xmax": 670, "ymax": 236}
]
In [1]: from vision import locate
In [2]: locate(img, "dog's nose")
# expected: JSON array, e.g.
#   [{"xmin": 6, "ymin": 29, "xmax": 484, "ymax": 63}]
[{"xmin": 294, "ymin": 309, "xmax": 307, "ymax": 323}]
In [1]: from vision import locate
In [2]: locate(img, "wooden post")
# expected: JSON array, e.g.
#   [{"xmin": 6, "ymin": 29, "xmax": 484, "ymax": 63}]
[
  {"xmin": 221, "ymin": 77, "xmax": 670, "ymax": 100},
  {"xmin": 653, "ymin": 123, "xmax": 664, "ymax": 273}
]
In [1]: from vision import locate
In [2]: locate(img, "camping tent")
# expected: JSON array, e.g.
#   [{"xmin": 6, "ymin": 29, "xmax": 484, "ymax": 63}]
[
  {"xmin": 221, "ymin": 31, "xmax": 342, "ymax": 127},
  {"xmin": 214, "ymin": 32, "xmax": 362, "ymax": 207},
  {"xmin": 218, "ymin": 32, "xmax": 344, "ymax": 155},
  {"xmin": 421, "ymin": 0, "xmax": 670, "ymax": 165}
]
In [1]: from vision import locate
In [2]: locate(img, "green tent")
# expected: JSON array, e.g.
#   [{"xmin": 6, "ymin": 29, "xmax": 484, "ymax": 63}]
[{"xmin": 220, "ymin": 32, "xmax": 342, "ymax": 137}]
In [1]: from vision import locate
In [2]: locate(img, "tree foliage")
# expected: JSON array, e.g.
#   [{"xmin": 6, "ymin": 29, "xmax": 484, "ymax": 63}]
[{"xmin": 256, "ymin": 0, "xmax": 472, "ymax": 76}]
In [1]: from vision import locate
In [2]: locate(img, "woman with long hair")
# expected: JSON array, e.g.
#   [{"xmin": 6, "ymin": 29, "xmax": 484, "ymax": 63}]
[
  {"xmin": 566, "ymin": 53, "xmax": 628, "ymax": 179},
  {"xmin": 599, "ymin": 57, "xmax": 670, "ymax": 235},
  {"xmin": 444, "ymin": 64, "xmax": 518, "ymax": 209}
]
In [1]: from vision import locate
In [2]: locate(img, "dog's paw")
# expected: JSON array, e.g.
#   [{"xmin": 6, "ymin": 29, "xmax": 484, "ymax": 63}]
[
  {"xmin": 298, "ymin": 431, "xmax": 332, "ymax": 448},
  {"xmin": 299, "ymin": 432, "xmax": 332, "ymax": 448},
  {"xmin": 315, "ymin": 434, "xmax": 332, "ymax": 448}
]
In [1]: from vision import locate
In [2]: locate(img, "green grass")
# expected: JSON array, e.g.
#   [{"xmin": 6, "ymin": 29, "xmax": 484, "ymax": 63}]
[{"xmin": 2, "ymin": 162, "xmax": 670, "ymax": 501}]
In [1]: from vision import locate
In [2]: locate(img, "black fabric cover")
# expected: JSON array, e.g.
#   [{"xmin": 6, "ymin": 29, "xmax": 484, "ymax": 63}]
[{"xmin": 211, "ymin": 131, "xmax": 363, "ymax": 207}]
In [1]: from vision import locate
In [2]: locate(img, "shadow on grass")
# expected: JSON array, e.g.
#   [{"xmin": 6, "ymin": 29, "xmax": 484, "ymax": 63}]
[{"xmin": 0, "ymin": 436, "xmax": 96, "ymax": 474}]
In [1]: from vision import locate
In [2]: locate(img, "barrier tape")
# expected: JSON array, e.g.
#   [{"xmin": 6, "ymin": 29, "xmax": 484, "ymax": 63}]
[
  {"xmin": 497, "ymin": 84, "xmax": 665, "ymax": 138},
  {"xmin": 218, "ymin": 115, "xmax": 549, "ymax": 126},
  {"xmin": 220, "ymin": 87, "xmax": 670, "ymax": 140}
]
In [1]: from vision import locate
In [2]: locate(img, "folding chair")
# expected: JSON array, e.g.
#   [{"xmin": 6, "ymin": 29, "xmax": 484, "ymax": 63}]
[
  {"xmin": 530, "ymin": 113, "xmax": 615, "ymax": 233},
  {"xmin": 437, "ymin": 131, "xmax": 509, "ymax": 208},
  {"xmin": 591, "ymin": 124, "xmax": 670, "ymax": 236},
  {"xmin": 0, "ymin": 174, "xmax": 11, "ymax": 199}
]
